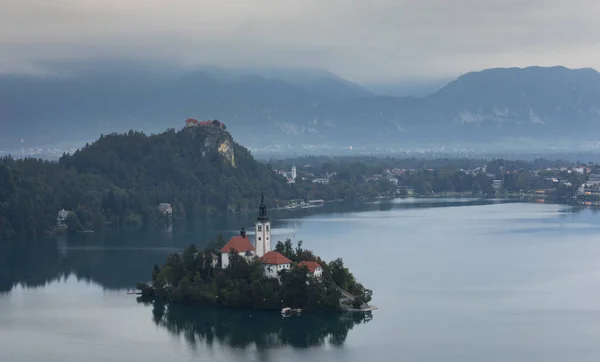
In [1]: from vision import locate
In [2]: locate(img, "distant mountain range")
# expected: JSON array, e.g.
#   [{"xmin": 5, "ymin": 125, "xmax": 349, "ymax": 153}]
[
  {"xmin": 362, "ymin": 78, "xmax": 450, "ymax": 97},
  {"xmin": 2, "ymin": 63, "xmax": 600, "ymax": 152}
]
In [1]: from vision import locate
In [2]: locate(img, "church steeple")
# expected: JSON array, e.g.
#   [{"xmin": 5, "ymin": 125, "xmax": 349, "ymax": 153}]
[
  {"xmin": 257, "ymin": 192, "xmax": 268, "ymax": 223},
  {"xmin": 255, "ymin": 192, "xmax": 271, "ymax": 258}
]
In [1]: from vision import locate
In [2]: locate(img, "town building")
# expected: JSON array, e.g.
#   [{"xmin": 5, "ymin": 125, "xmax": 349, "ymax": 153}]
[
  {"xmin": 57, "ymin": 209, "xmax": 68, "ymax": 229},
  {"xmin": 312, "ymin": 178, "xmax": 330, "ymax": 184},
  {"xmin": 572, "ymin": 166, "xmax": 590, "ymax": 174},
  {"xmin": 185, "ymin": 118, "xmax": 226, "ymax": 129},
  {"xmin": 589, "ymin": 174, "xmax": 600, "ymax": 183},
  {"xmin": 277, "ymin": 161, "xmax": 297, "ymax": 184},
  {"xmin": 185, "ymin": 118, "xmax": 200, "ymax": 127},
  {"xmin": 157, "ymin": 203, "xmax": 173, "ymax": 215},
  {"xmin": 261, "ymin": 251, "xmax": 292, "ymax": 278},
  {"xmin": 492, "ymin": 179, "xmax": 503, "ymax": 191},
  {"xmin": 220, "ymin": 228, "xmax": 256, "ymax": 268},
  {"xmin": 298, "ymin": 261, "xmax": 323, "ymax": 278}
]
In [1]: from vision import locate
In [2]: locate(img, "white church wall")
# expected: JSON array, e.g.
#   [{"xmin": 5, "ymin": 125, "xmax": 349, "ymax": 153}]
[
  {"xmin": 263, "ymin": 264, "xmax": 278, "ymax": 278},
  {"xmin": 263, "ymin": 263, "xmax": 290, "ymax": 278},
  {"xmin": 221, "ymin": 251, "xmax": 252, "ymax": 269}
]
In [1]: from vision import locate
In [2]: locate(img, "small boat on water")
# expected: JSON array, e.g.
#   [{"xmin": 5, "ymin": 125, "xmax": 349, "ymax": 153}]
[{"xmin": 281, "ymin": 307, "xmax": 302, "ymax": 317}]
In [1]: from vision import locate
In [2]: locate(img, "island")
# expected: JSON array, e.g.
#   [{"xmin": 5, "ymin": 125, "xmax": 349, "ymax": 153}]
[{"xmin": 137, "ymin": 194, "xmax": 374, "ymax": 313}]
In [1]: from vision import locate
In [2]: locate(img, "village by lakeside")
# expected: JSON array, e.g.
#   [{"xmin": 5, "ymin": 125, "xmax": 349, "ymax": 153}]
[
  {"xmin": 273, "ymin": 156, "xmax": 600, "ymax": 208},
  {"xmin": 137, "ymin": 193, "xmax": 375, "ymax": 314},
  {"xmin": 9, "ymin": 118, "xmax": 600, "ymax": 242},
  {"xmin": 44, "ymin": 191, "xmax": 596, "ymax": 239}
]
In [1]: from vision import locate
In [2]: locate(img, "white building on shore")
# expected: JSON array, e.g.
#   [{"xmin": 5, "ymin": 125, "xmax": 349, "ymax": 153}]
[
  {"xmin": 298, "ymin": 261, "xmax": 323, "ymax": 278},
  {"xmin": 261, "ymin": 251, "xmax": 292, "ymax": 278},
  {"xmin": 220, "ymin": 228, "xmax": 256, "ymax": 268},
  {"xmin": 57, "ymin": 209, "xmax": 68, "ymax": 229},
  {"xmin": 276, "ymin": 161, "xmax": 297, "ymax": 184}
]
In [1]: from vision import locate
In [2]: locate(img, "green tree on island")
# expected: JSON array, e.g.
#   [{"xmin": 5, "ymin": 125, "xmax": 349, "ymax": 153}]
[{"xmin": 139, "ymin": 238, "xmax": 372, "ymax": 313}]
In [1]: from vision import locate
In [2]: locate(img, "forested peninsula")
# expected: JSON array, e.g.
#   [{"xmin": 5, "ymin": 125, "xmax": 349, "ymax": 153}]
[{"xmin": 0, "ymin": 125, "xmax": 296, "ymax": 240}]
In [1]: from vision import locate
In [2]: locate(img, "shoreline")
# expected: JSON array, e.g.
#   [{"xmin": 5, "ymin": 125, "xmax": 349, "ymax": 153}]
[
  {"xmin": 137, "ymin": 295, "xmax": 376, "ymax": 314},
  {"xmin": 36, "ymin": 194, "xmax": 586, "ymax": 241}
]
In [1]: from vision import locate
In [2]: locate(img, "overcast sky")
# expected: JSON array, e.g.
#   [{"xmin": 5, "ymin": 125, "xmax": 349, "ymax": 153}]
[{"xmin": 2, "ymin": 0, "xmax": 600, "ymax": 82}]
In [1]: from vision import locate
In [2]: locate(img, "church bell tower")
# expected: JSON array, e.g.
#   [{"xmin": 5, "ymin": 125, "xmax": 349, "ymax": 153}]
[{"xmin": 255, "ymin": 192, "xmax": 271, "ymax": 257}]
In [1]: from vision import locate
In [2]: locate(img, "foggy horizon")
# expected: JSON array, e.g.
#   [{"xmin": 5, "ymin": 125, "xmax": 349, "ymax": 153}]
[{"xmin": 3, "ymin": 0, "xmax": 600, "ymax": 82}]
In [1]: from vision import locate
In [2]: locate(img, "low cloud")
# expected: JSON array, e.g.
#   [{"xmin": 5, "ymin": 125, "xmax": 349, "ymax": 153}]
[{"xmin": 1, "ymin": 0, "xmax": 600, "ymax": 81}]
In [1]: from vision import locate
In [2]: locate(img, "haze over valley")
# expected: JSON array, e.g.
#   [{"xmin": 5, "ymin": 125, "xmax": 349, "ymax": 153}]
[{"xmin": 4, "ymin": 62, "xmax": 600, "ymax": 158}]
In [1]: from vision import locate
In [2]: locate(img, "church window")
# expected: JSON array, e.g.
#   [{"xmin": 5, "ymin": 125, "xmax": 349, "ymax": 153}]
[
  {"xmin": 266, "ymin": 225, "xmax": 270, "ymax": 232},
  {"xmin": 258, "ymin": 225, "xmax": 262, "ymax": 232},
  {"xmin": 258, "ymin": 237, "xmax": 261, "ymax": 241},
  {"xmin": 266, "ymin": 237, "xmax": 269, "ymax": 241}
]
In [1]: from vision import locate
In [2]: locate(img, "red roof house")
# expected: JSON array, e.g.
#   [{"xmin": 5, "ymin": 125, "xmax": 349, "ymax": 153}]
[
  {"xmin": 220, "ymin": 236, "xmax": 255, "ymax": 253},
  {"xmin": 185, "ymin": 118, "xmax": 200, "ymax": 127},
  {"xmin": 260, "ymin": 251, "xmax": 292, "ymax": 265},
  {"xmin": 220, "ymin": 232, "xmax": 256, "ymax": 269},
  {"xmin": 298, "ymin": 260, "xmax": 324, "ymax": 277},
  {"xmin": 298, "ymin": 261, "xmax": 322, "ymax": 273},
  {"xmin": 261, "ymin": 251, "xmax": 292, "ymax": 278}
]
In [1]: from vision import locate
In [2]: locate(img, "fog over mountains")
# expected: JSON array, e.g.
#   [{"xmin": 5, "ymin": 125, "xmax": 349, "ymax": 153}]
[{"xmin": 2, "ymin": 62, "xmax": 600, "ymax": 155}]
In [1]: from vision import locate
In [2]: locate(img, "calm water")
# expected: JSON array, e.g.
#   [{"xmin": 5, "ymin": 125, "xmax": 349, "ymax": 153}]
[{"xmin": 3, "ymin": 199, "xmax": 600, "ymax": 361}]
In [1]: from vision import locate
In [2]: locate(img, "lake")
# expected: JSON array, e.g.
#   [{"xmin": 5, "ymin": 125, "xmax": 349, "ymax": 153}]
[{"xmin": 2, "ymin": 199, "xmax": 600, "ymax": 361}]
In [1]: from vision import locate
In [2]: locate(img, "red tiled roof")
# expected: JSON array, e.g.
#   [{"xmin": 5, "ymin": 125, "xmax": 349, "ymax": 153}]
[
  {"xmin": 260, "ymin": 251, "xmax": 292, "ymax": 265},
  {"xmin": 220, "ymin": 236, "xmax": 255, "ymax": 253},
  {"xmin": 199, "ymin": 121, "xmax": 212, "ymax": 126},
  {"xmin": 298, "ymin": 261, "xmax": 322, "ymax": 273},
  {"xmin": 186, "ymin": 118, "xmax": 199, "ymax": 124}
]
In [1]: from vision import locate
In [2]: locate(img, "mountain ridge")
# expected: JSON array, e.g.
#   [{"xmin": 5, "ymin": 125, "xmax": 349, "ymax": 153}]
[{"xmin": 2, "ymin": 63, "xmax": 600, "ymax": 150}]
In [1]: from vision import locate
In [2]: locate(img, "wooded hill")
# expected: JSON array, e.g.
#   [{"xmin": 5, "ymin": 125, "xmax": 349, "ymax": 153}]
[{"xmin": 0, "ymin": 126, "xmax": 296, "ymax": 240}]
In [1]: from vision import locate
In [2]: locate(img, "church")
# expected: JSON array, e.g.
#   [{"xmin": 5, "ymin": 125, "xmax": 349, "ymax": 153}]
[
  {"xmin": 276, "ymin": 161, "xmax": 297, "ymax": 184},
  {"xmin": 220, "ymin": 193, "xmax": 292, "ymax": 277}
]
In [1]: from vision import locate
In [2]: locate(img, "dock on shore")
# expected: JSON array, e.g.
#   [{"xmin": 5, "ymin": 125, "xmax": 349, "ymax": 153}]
[{"xmin": 336, "ymin": 285, "xmax": 378, "ymax": 312}]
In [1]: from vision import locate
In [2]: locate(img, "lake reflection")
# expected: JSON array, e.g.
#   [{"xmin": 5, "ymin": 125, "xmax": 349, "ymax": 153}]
[
  {"xmin": 146, "ymin": 302, "xmax": 372, "ymax": 350},
  {"xmin": 5, "ymin": 199, "xmax": 600, "ymax": 362},
  {"xmin": 0, "ymin": 198, "xmax": 512, "ymax": 294}
]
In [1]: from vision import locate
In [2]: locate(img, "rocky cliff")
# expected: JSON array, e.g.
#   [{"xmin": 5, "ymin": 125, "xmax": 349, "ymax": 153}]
[{"xmin": 186, "ymin": 125, "xmax": 236, "ymax": 167}]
